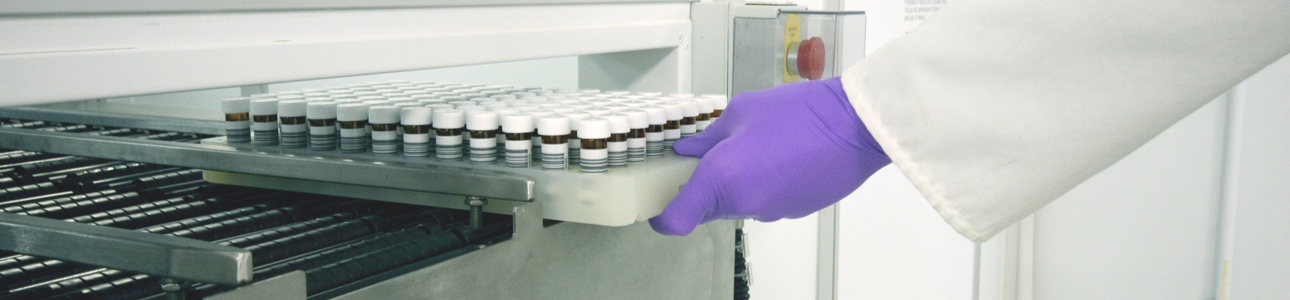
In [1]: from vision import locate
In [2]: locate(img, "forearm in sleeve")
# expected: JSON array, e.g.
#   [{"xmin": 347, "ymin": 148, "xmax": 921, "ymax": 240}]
[{"xmin": 841, "ymin": 0, "xmax": 1290, "ymax": 242}]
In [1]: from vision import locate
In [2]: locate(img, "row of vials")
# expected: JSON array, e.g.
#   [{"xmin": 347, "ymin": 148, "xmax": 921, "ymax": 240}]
[{"xmin": 220, "ymin": 81, "xmax": 728, "ymax": 173}]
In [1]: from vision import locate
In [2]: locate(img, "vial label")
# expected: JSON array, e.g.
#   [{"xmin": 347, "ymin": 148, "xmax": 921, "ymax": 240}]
[
  {"xmin": 608, "ymin": 141, "xmax": 628, "ymax": 167},
  {"xmin": 339, "ymin": 125, "xmax": 367, "ymax": 154},
  {"xmin": 504, "ymin": 139, "xmax": 531, "ymax": 168},
  {"xmin": 540, "ymin": 142, "xmax": 568, "ymax": 170},
  {"xmin": 531, "ymin": 134, "xmax": 542, "ymax": 162},
  {"xmin": 436, "ymin": 133, "xmax": 463, "ymax": 160},
  {"xmin": 627, "ymin": 128, "xmax": 647, "ymax": 162},
  {"xmin": 225, "ymin": 113, "xmax": 251, "ymax": 143},
  {"xmin": 496, "ymin": 135, "xmax": 507, "ymax": 160},
  {"xmin": 403, "ymin": 125, "xmax": 431, "ymax": 157},
  {"xmin": 308, "ymin": 119, "xmax": 336, "ymax": 151},
  {"xmin": 251, "ymin": 116, "xmax": 278, "ymax": 146},
  {"xmin": 281, "ymin": 121, "xmax": 308, "ymax": 148},
  {"xmin": 470, "ymin": 137, "xmax": 498, "ymax": 164},
  {"xmin": 645, "ymin": 131, "xmax": 664, "ymax": 157},
  {"xmin": 371, "ymin": 124, "xmax": 399, "ymax": 154},
  {"xmin": 680, "ymin": 124, "xmax": 697, "ymax": 138},
  {"xmin": 580, "ymin": 148, "xmax": 608, "ymax": 173},
  {"xmin": 568, "ymin": 137, "xmax": 582, "ymax": 164},
  {"xmin": 663, "ymin": 128, "xmax": 680, "ymax": 151}
]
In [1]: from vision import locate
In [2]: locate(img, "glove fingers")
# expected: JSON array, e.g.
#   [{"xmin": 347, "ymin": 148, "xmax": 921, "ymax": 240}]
[
  {"xmin": 649, "ymin": 163, "xmax": 724, "ymax": 236},
  {"xmin": 673, "ymin": 120, "xmax": 730, "ymax": 158}
]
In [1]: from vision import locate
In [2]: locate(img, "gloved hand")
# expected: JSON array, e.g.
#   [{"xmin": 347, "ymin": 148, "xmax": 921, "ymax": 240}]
[{"xmin": 650, "ymin": 77, "xmax": 891, "ymax": 235}]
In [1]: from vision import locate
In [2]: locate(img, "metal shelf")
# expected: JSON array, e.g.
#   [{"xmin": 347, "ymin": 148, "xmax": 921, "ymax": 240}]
[{"xmin": 0, "ymin": 2, "xmax": 691, "ymax": 106}]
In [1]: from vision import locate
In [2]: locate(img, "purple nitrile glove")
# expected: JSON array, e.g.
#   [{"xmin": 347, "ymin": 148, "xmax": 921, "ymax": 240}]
[{"xmin": 650, "ymin": 77, "xmax": 891, "ymax": 236}]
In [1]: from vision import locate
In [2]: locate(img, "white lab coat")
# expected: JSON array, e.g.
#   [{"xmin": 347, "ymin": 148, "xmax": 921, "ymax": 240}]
[{"xmin": 841, "ymin": 0, "xmax": 1290, "ymax": 242}]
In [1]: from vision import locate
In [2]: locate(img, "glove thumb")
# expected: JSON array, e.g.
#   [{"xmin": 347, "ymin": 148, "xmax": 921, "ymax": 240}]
[
  {"xmin": 649, "ymin": 181, "xmax": 718, "ymax": 236},
  {"xmin": 673, "ymin": 121, "xmax": 728, "ymax": 158}
]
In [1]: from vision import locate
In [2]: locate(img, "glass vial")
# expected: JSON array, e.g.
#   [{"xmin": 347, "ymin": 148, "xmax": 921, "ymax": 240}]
[
  {"xmin": 603, "ymin": 114, "xmax": 630, "ymax": 167},
  {"xmin": 278, "ymin": 100, "xmax": 308, "ymax": 148},
  {"xmin": 501, "ymin": 114, "xmax": 535, "ymax": 168},
  {"xmin": 250, "ymin": 98, "xmax": 279, "ymax": 146},
  {"xmin": 369, "ymin": 106, "xmax": 401, "ymax": 154},
  {"xmin": 537, "ymin": 116, "xmax": 571, "ymax": 170},
  {"xmin": 221, "ymin": 97, "xmax": 251, "ymax": 143},
  {"xmin": 622, "ymin": 110, "xmax": 649, "ymax": 162},
  {"xmin": 528, "ymin": 110, "xmax": 554, "ymax": 162},
  {"xmin": 643, "ymin": 107, "xmax": 667, "ymax": 157},
  {"xmin": 694, "ymin": 97, "xmax": 715, "ymax": 132},
  {"xmin": 434, "ymin": 109, "xmax": 465, "ymax": 161},
  {"xmin": 661, "ymin": 103, "xmax": 683, "ymax": 151},
  {"xmin": 578, "ymin": 118, "xmax": 610, "ymax": 174},
  {"xmin": 306, "ymin": 101, "xmax": 338, "ymax": 151},
  {"xmin": 467, "ymin": 111, "xmax": 500, "ymax": 164},
  {"xmin": 401, "ymin": 107, "xmax": 433, "ymax": 157},
  {"xmin": 563, "ymin": 112, "xmax": 591, "ymax": 164},
  {"xmin": 337, "ymin": 104, "xmax": 369, "ymax": 154},
  {"xmin": 678, "ymin": 100, "xmax": 699, "ymax": 138},
  {"xmin": 704, "ymin": 94, "xmax": 728, "ymax": 121}
]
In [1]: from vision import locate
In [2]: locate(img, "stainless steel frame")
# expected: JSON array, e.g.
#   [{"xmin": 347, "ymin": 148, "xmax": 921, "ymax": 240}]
[
  {"xmin": 0, "ymin": 213, "xmax": 252, "ymax": 286},
  {"xmin": 0, "ymin": 127, "xmax": 536, "ymax": 201}
]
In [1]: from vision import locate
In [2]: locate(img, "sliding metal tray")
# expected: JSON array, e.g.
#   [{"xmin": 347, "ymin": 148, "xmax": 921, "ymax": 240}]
[{"xmin": 199, "ymin": 137, "xmax": 699, "ymax": 227}]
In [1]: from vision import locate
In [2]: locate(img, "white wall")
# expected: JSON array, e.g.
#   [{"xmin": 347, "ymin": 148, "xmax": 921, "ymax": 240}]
[
  {"xmin": 103, "ymin": 57, "xmax": 578, "ymax": 115},
  {"xmin": 1228, "ymin": 53, "xmax": 1290, "ymax": 299},
  {"xmin": 1029, "ymin": 97, "xmax": 1226, "ymax": 300}
]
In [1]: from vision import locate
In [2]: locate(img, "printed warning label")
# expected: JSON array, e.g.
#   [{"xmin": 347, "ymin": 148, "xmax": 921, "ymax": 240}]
[{"xmin": 904, "ymin": 0, "xmax": 949, "ymax": 32}]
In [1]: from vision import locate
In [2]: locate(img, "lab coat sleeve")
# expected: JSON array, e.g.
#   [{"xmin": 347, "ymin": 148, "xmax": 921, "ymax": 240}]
[{"xmin": 840, "ymin": 0, "xmax": 1290, "ymax": 242}]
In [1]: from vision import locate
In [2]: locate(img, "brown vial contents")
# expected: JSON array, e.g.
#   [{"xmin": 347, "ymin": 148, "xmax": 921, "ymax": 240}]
[
  {"xmin": 711, "ymin": 109, "xmax": 723, "ymax": 118},
  {"xmin": 581, "ymin": 138, "xmax": 608, "ymax": 150},
  {"xmin": 664, "ymin": 120, "xmax": 681, "ymax": 130},
  {"xmin": 628, "ymin": 128, "xmax": 646, "ymax": 139}
]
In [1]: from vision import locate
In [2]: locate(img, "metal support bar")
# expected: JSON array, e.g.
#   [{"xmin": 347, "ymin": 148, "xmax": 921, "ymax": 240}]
[
  {"xmin": 466, "ymin": 196, "xmax": 487, "ymax": 230},
  {"xmin": 0, "ymin": 213, "xmax": 252, "ymax": 286},
  {"xmin": 0, "ymin": 127, "xmax": 536, "ymax": 201},
  {"xmin": 0, "ymin": 107, "xmax": 225, "ymax": 136}
]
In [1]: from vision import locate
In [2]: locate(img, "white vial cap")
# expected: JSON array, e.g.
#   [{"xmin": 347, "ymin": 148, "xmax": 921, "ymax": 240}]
[
  {"xmin": 459, "ymin": 106, "xmax": 486, "ymax": 112},
  {"xmin": 643, "ymin": 107, "xmax": 667, "ymax": 125},
  {"xmin": 433, "ymin": 109, "xmax": 465, "ymax": 129},
  {"xmin": 222, "ymin": 97, "xmax": 251, "ymax": 113},
  {"xmin": 337, "ymin": 103, "xmax": 369, "ymax": 121},
  {"xmin": 501, "ymin": 114, "xmax": 536, "ymax": 133},
  {"xmin": 623, "ymin": 110, "xmax": 649, "ymax": 128},
  {"xmin": 494, "ymin": 109, "xmax": 521, "ymax": 116},
  {"xmin": 369, "ymin": 106, "xmax": 401, "ymax": 124},
  {"xmin": 661, "ymin": 103, "xmax": 684, "ymax": 120},
  {"xmin": 704, "ymin": 94, "xmax": 729, "ymax": 109},
  {"xmin": 603, "ymin": 114, "xmax": 630, "ymax": 134},
  {"xmin": 670, "ymin": 93, "xmax": 695, "ymax": 98},
  {"xmin": 466, "ymin": 111, "xmax": 500, "ymax": 131},
  {"xmin": 578, "ymin": 118, "xmax": 610, "ymax": 139},
  {"xmin": 401, "ymin": 107, "xmax": 432, "ymax": 125},
  {"xmin": 428, "ymin": 104, "xmax": 455, "ymax": 111},
  {"xmin": 307, "ymin": 101, "xmax": 338, "ymax": 119},
  {"xmin": 603, "ymin": 104, "xmax": 631, "ymax": 113},
  {"xmin": 678, "ymin": 101, "xmax": 700, "ymax": 117},
  {"xmin": 585, "ymin": 108, "xmax": 613, "ymax": 117},
  {"xmin": 279, "ymin": 100, "xmax": 308, "ymax": 117},
  {"xmin": 537, "ymin": 116, "xmax": 571, "ymax": 136},
  {"xmin": 694, "ymin": 97, "xmax": 715, "ymax": 114},
  {"xmin": 250, "ymin": 99, "xmax": 279, "ymax": 115},
  {"xmin": 564, "ymin": 112, "xmax": 592, "ymax": 131},
  {"xmin": 529, "ymin": 110, "xmax": 555, "ymax": 118}
]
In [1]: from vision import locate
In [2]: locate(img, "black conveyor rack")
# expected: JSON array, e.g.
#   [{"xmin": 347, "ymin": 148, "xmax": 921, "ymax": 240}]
[{"xmin": 0, "ymin": 144, "xmax": 511, "ymax": 300}]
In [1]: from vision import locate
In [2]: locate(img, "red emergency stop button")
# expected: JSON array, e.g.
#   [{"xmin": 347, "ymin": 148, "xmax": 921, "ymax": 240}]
[{"xmin": 797, "ymin": 37, "xmax": 826, "ymax": 80}]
